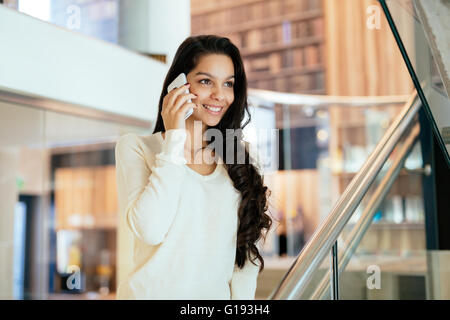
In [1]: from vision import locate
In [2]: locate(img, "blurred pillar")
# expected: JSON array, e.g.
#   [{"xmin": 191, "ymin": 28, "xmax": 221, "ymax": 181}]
[
  {"xmin": 118, "ymin": 0, "xmax": 191, "ymax": 65},
  {"xmin": 0, "ymin": 149, "xmax": 19, "ymax": 299}
]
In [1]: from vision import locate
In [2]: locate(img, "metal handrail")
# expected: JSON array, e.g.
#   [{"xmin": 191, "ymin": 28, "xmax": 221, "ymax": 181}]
[
  {"xmin": 248, "ymin": 88, "xmax": 409, "ymax": 107},
  {"xmin": 268, "ymin": 91, "xmax": 421, "ymax": 299},
  {"xmin": 310, "ymin": 121, "xmax": 421, "ymax": 299}
]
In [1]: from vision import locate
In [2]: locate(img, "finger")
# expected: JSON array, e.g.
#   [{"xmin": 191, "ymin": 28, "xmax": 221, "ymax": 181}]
[
  {"xmin": 172, "ymin": 93, "xmax": 197, "ymax": 112},
  {"xmin": 166, "ymin": 84, "xmax": 190, "ymax": 111},
  {"xmin": 177, "ymin": 102, "xmax": 197, "ymax": 117},
  {"xmin": 162, "ymin": 95, "xmax": 170, "ymax": 111},
  {"xmin": 168, "ymin": 83, "xmax": 190, "ymax": 99},
  {"xmin": 170, "ymin": 95, "xmax": 190, "ymax": 114},
  {"xmin": 168, "ymin": 82, "xmax": 190, "ymax": 94}
]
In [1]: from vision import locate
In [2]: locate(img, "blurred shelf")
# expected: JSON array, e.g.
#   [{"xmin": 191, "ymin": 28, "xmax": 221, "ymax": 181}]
[
  {"xmin": 344, "ymin": 253, "xmax": 427, "ymax": 274},
  {"xmin": 262, "ymin": 88, "xmax": 326, "ymax": 96},
  {"xmin": 345, "ymin": 221, "xmax": 424, "ymax": 230},
  {"xmin": 333, "ymin": 169, "xmax": 423, "ymax": 199},
  {"xmin": 49, "ymin": 142, "xmax": 116, "ymax": 155},
  {"xmin": 203, "ymin": 10, "xmax": 323, "ymax": 35},
  {"xmin": 247, "ymin": 64, "xmax": 324, "ymax": 81},
  {"xmin": 336, "ymin": 123, "xmax": 376, "ymax": 129},
  {"xmin": 369, "ymin": 222, "xmax": 425, "ymax": 230},
  {"xmin": 191, "ymin": 0, "xmax": 265, "ymax": 16},
  {"xmin": 332, "ymin": 169, "xmax": 418, "ymax": 178},
  {"xmin": 240, "ymin": 36, "xmax": 323, "ymax": 57},
  {"xmin": 191, "ymin": 0, "xmax": 325, "ymax": 95}
]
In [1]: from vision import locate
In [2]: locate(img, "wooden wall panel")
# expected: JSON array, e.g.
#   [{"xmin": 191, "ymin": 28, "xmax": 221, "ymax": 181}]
[
  {"xmin": 265, "ymin": 169, "xmax": 319, "ymax": 240},
  {"xmin": 93, "ymin": 166, "xmax": 107, "ymax": 227},
  {"xmin": 323, "ymin": 0, "xmax": 414, "ymax": 199},
  {"xmin": 323, "ymin": 0, "xmax": 413, "ymax": 96},
  {"xmin": 55, "ymin": 166, "xmax": 118, "ymax": 230},
  {"xmin": 105, "ymin": 165, "xmax": 118, "ymax": 229},
  {"xmin": 55, "ymin": 168, "xmax": 73, "ymax": 230},
  {"xmin": 72, "ymin": 168, "xmax": 93, "ymax": 228}
]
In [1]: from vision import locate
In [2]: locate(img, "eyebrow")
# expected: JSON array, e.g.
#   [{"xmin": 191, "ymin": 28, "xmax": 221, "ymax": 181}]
[{"xmin": 195, "ymin": 72, "xmax": 235, "ymax": 80}]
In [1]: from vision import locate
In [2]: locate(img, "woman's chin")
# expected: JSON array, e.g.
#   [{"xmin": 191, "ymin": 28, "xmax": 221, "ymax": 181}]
[
  {"xmin": 193, "ymin": 114, "xmax": 222, "ymax": 127},
  {"xmin": 205, "ymin": 118, "xmax": 222, "ymax": 127}
]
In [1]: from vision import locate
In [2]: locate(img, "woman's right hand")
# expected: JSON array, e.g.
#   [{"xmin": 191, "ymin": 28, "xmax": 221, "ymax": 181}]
[{"xmin": 162, "ymin": 83, "xmax": 197, "ymax": 130}]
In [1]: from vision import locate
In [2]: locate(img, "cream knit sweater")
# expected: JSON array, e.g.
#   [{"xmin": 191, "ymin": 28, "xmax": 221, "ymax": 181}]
[{"xmin": 115, "ymin": 129, "xmax": 260, "ymax": 299}]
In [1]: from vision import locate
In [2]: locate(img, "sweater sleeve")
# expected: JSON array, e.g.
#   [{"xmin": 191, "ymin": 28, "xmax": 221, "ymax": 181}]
[
  {"xmin": 230, "ymin": 252, "xmax": 261, "ymax": 300},
  {"xmin": 115, "ymin": 129, "xmax": 188, "ymax": 246}
]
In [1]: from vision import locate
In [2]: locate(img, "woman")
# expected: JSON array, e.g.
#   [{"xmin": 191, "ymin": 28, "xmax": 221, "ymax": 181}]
[{"xmin": 115, "ymin": 35, "xmax": 273, "ymax": 300}]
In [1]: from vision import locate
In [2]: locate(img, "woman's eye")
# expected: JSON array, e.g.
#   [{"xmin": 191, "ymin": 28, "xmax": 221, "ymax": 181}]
[{"xmin": 200, "ymin": 79, "xmax": 234, "ymax": 87}]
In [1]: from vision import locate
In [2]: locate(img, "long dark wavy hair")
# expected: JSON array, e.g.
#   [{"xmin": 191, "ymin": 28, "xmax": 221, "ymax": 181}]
[{"xmin": 152, "ymin": 35, "xmax": 273, "ymax": 272}]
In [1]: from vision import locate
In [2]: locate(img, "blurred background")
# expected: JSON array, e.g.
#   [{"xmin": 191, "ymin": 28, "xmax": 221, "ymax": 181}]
[{"xmin": 0, "ymin": 0, "xmax": 448, "ymax": 300}]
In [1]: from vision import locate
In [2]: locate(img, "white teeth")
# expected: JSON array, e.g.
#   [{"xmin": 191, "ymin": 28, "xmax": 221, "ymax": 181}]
[{"xmin": 203, "ymin": 105, "xmax": 221, "ymax": 112}]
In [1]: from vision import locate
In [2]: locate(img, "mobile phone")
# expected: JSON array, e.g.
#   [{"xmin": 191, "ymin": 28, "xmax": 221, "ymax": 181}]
[{"xmin": 167, "ymin": 73, "xmax": 194, "ymax": 120}]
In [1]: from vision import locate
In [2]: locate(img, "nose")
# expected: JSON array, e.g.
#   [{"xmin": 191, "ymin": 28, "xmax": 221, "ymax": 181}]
[{"xmin": 211, "ymin": 85, "xmax": 225, "ymax": 101}]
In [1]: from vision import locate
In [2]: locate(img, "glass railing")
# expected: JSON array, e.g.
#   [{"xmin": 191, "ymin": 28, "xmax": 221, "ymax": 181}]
[
  {"xmin": 309, "ymin": 121, "xmax": 429, "ymax": 299},
  {"xmin": 330, "ymin": 127, "xmax": 448, "ymax": 300},
  {"xmin": 382, "ymin": 0, "xmax": 450, "ymax": 164},
  {"xmin": 267, "ymin": 88, "xmax": 449, "ymax": 300},
  {"xmin": 267, "ymin": 91, "xmax": 424, "ymax": 299},
  {"xmin": 244, "ymin": 89, "xmax": 412, "ymax": 299}
]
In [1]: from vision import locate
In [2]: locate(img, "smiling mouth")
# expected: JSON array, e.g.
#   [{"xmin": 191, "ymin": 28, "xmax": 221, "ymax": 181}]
[{"xmin": 202, "ymin": 104, "xmax": 224, "ymax": 113}]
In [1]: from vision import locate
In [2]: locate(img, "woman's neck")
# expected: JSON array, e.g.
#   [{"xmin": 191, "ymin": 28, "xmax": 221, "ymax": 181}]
[{"xmin": 184, "ymin": 118, "xmax": 209, "ymax": 155}]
